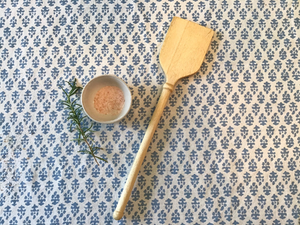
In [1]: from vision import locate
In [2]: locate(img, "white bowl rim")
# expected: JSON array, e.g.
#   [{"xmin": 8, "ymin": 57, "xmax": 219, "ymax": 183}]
[{"xmin": 81, "ymin": 74, "xmax": 132, "ymax": 124}]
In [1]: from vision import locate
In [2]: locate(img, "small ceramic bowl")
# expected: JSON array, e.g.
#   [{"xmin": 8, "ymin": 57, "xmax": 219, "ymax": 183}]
[{"xmin": 81, "ymin": 75, "xmax": 132, "ymax": 123}]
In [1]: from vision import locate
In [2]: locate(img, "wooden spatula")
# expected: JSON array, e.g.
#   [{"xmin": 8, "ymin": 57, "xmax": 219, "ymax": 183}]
[{"xmin": 113, "ymin": 17, "xmax": 214, "ymax": 220}]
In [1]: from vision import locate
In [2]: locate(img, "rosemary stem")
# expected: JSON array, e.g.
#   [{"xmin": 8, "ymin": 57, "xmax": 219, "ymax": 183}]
[
  {"xmin": 59, "ymin": 78, "xmax": 107, "ymax": 166},
  {"xmin": 77, "ymin": 125, "xmax": 100, "ymax": 167},
  {"xmin": 67, "ymin": 90, "xmax": 101, "ymax": 167}
]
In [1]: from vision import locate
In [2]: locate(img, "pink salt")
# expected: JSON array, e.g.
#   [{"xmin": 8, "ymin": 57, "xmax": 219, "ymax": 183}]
[{"xmin": 93, "ymin": 86, "xmax": 125, "ymax": 115}]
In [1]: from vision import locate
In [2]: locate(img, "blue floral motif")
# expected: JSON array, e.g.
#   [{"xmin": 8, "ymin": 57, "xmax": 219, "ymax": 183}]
[{"xmin": 0, "ymin": 0, "xmax": 300, "ymax": 224}]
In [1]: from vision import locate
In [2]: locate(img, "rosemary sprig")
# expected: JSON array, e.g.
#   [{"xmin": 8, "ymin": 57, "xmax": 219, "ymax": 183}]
[{"xmin": 59, "ymin": 78, "xmax": 107, "ymax": 166}]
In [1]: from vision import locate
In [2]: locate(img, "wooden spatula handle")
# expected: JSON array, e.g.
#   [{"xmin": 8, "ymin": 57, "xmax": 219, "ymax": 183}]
[{"xmin": 113, "ymin": 82, "xmax": 174, "ymax": 220}]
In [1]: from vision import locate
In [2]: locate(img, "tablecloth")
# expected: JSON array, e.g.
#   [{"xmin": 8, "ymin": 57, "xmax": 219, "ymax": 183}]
[{"xmin": 0, "ymin": 0, "xmax": 300, "ymax": 224}]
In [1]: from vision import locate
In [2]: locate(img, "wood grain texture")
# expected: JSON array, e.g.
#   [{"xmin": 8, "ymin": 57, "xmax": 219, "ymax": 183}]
[
  {"xmin": 113, "ymin": 85, "xmax": 173, "ymax": 220},
  {"xmin": 113, "ymin": 17, "xmax": 214, "ymax": 221},
  {"xmin": 160, "ymin": 17, "xmax": 214, "ymax": 85}
]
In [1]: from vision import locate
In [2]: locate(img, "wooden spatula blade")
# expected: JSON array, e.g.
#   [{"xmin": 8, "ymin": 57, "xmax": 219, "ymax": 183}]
[{"xmin": 159, "ymin": 17, "xmax": 214, "ymax": 84}]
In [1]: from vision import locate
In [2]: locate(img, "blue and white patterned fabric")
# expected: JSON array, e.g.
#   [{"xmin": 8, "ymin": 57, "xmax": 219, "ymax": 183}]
[{"xmin": 1, "ymin": 0, "xmax": 300, "ymax": 224}]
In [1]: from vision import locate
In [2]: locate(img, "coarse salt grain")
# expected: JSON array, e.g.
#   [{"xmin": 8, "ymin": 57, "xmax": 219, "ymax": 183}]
[{"xmin": 94, "ymin": 86, "xmax": 125, "ymax": 115}]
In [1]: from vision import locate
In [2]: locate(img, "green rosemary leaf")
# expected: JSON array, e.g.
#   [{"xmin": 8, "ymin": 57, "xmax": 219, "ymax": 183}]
[
  {"xmin": 86, "ymin": 133, "xmax": 95, "ymax": 140},
  {"xmin": 78, "ymin": 150, "xmax": 91, "ymax": 155},
  {"xmin": 69, "ymin": 88, "xmax": 79, "ymax": 96},
  {"xmin": 75, "ymin": 103, "xmax": 83, "ymax": 108},
  {"xmin": 61, "ymin": 101, "xmax": 69, "ymax": 106},
  {"xmin": 67, "ymin": 115, "xmax": 75, "ymax": 121},
  {"xmin": 73, "ymin": 137, "xmax": 85, "ymax": 142},
  {"xmin": 74, "ymin": 106, "xmax": 82, "ymax": 114},
  {"xmin": 79, "ymin": 115, "xmax": 88, "ymax": 120},
  {"xmin": 70, "ymin": 98, "xmax": 77, "ymax": 107},
  {"xmin": 84, "ymin": 123, "xmax": 93, "ymax": 133},
  {"xmin": 66, "ymin": 81, "xmax": 73, "ymax": 87},
  {"xmin": 94, "ymin": 156, "xmax": 108, "ymax": 163}
]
